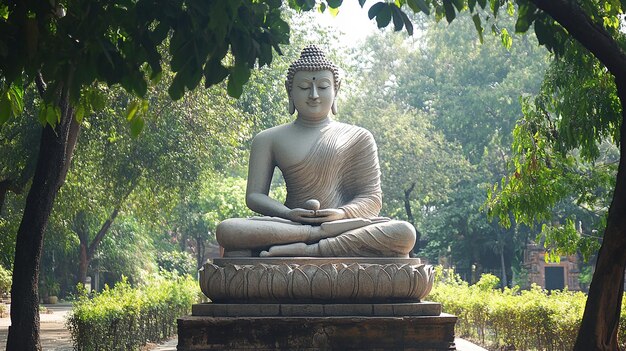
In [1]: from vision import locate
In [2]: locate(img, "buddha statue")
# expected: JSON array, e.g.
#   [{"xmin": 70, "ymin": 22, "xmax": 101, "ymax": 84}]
[{"xmin": 216, "ymin": 45, "xmax": 416, "ymax": 257}]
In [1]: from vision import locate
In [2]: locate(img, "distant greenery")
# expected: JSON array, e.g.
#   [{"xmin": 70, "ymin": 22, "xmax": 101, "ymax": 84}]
[
  {"xmin": 0, "ymin": 265, "xmax": 11, "ymax": 296},
  {"xmin": 67, "ymin": 274, "xmax": 200, "ymax": 351},
  {"xmin": 430, "ymin": 267, "xmax": 626, "ymax": 350}
]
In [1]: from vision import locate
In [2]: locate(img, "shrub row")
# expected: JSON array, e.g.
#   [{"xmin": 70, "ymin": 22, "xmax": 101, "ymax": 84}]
[
  {"xmin": 429, "ymin": 267, "xmax": 626, "ymax": 351},
  {"xmin": 67, "ymin": 273, "xmax": 201, "ymax": 351}
]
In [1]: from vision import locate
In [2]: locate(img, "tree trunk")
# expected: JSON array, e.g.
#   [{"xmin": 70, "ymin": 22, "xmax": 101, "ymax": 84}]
[
  {"xmin": 195, "ymin": 236, "xmax": 206, "ymax": 270},
  {"xmin": 499, "ymin": 239, "xmax": 508, "ymax": 289},
  {"xmin": 522, "ymin": 1, "xmax": 626, "ymax": 349},
  {"xmin": 573, "ymin": 76, "xmax": 626, "ymax": 351},
  {"xmin": 74, "ymin": 182, "xmax": 133, "ymax": 285},
  {"xmin": 403, "ymin": 182, "xmax": 422, "ymax": 254},
  {"xmin": 6, "ymin": 92, "xmax": 79, "ymax": 350},
  {"xmin": 78, "ymin": 242, "xmax": 89, "ymax": 286}
]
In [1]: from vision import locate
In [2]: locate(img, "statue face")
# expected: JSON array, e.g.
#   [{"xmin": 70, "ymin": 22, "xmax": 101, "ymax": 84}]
[{"xmin": 291, "ymin": 70, "xmax": 335, "ymax": 120}]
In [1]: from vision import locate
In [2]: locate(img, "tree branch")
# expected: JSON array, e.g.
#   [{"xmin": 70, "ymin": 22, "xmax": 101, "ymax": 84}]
[
  {"xmin": 86, "ymin": 177, "xmax": 140, "ymax": 258},
  {"xmin": 529, "ymin": 0, "xmax": 626, "ymax": 79}
]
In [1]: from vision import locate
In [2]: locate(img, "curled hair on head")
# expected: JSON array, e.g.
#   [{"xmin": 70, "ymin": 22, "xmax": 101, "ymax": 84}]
[{"xmin": 285, "ymin": 45, "xmax": 341, "ymax": 94}]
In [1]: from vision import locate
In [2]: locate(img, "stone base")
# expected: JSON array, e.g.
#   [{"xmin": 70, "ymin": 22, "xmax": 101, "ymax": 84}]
[
  {"xmin": 177, "ymin": 313, "xmax": 457, "ymax": 350},
  {"xmin": 192, "ymin": 302, "xmax": 442, "ymax": 317},
  {"xmin": 200, "ymin": 258, "xmax": 434, "ymax": 303}
]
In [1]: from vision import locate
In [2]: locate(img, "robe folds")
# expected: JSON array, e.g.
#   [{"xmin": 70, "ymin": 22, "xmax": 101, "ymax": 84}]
[{"xmin": 281, "ymin": 122, "xmax": 415, "ymax": 257}]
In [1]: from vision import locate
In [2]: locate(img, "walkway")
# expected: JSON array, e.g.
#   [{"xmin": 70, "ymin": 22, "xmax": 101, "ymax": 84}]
[{"xmin": 0, "ymin": 303, "xmax": 73, "ymax": 351}]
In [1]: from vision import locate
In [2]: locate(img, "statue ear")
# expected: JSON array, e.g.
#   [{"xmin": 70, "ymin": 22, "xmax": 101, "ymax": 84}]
[
  {"xmin": 331, "ymin": 81, "xmax": 341, "ymax": 115},
  {"xmin": 289, "ymin": 98, "xmax": 295, "ymax": 115},
  {"xmin": 285, "ymin": 80, "xmax": 295, "ymax": 115}
]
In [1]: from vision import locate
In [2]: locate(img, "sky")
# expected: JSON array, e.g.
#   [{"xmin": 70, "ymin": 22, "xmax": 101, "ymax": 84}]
[{"xmin": 312, "ymin": 1, "xmax": 379, "ymax": 47}]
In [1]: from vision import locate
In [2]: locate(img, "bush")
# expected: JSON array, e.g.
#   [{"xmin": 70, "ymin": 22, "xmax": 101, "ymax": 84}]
[
  {"xmin": 429, "ymin": 266, "xmax": 625, "ymax": 351},
  {"xmin": 67, "ymin": 273, "xmax": 201, "ymax": 351},
  {"xmin": 0, "ymin": 265, "xmax": 12, "ymax": 296}
]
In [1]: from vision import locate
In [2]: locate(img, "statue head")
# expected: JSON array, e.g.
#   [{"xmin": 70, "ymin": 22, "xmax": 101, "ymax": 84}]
[{"xmin": 286, "ymin": 45, "xmax": 341, "ymax": 115}]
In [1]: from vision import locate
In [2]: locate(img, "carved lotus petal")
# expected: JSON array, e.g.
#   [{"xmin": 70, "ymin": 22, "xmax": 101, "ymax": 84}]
[
  {"xmin": 247, "ymin": 265, "xmax": 266, "ymax": 301},
  {"xmin": 357, "ymin": 265, "xmax": 375, "ymax": 299},
  {"xmin": 226, "ymin": 265, "xmax": 247, "ymax": 299},
  {"xmin": 336, "ymin": 265, "xmax": 357, "ymax": 299},
  {"xmin": 199, "ymin": 264, "xmax": 225, "ymax": 301},
  {"xmin": 321, "ymin": 264, "xmax": 338, "ymax": 298},
  {"xmin": 391, "ymin": 265, "xmax": 412, "ymax": 298},
  {"xmin": 270, "ymin": 267, "xmax": 289, "ymax": 300},
  {"xmin": 413, "ymin": 265, "xmax": 426, "ymax": 300},
  {"xmin": 364, "ymin": 265, "xmax": 390, "ymax": 298},
  {"xmin": 418, "ymin": 264, "xmax": 434, "ymax": 299},
  {"xmin": 310, "ymin": 265, "xmax": 333, "ymax": 299},
  {"xmin": 383, "ymin": 264, "xmax": 399, "ymax": 278},
  {"xmin": 291, "ymin": 267, "xmax": 312, "ymax": 299},
  {"xmin": 257, "ymin": 265, "xmax": 271, "ymax": 300}
]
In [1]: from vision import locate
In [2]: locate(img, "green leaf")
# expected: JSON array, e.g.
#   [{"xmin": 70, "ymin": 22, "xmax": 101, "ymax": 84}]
[
  {"xmin": 231, "ymin": 64, "xmax": 251, "ymax": 87},
  {"xmin": 368, "ymin": 2, "xmax": 385, "ymax": 19},
  {"xmin": 46, "ymin": 105, "xmax": 59, "ymax": 127},
  {"xmin": 468, "ymin": 0, "xmax": 476, "ymax": 12},
  {"xmin": 534, "ymin": 19, "xmax": 553, "ymax": 48},
  {"xmin": 168, "ymin": 74, "xmax": 186, "ymax": 100},
  {"xmin": 327, "ymin": 0, "xmax": 343, "ymax": 8},
  {"xmin": 302, "ymin": 0, "xmax": 316, "ymax": 10},
  {"xmin": 227, "ymin": 64, "xmax": 251, "ymax": 98},
  {"xmin": 376, "ymin": 4, "xmax": 392, "ymax": 28},
  {"xmin": 500, "ymin": 27, "xmax": 512, "ymax": 49},
  {"xmin": 8, "ymin": 84, "xmax": 24, "ymax": 116},
  {"xmin": 515, "ymin": 2, "xmax": 536, "ymax": 33},
  {"xmin": 0, "ymin": 92, "xmax": 10, "ymax": 125},
  {"xmin": 477, "ymin": 0, "xmax": 486, "ymax": 9},
  {"xmin": 407, "ymin": 0, "xmax": 431, "ymax": 15},
  {"xmin": 400, "ymin": 10, "xmax": 414, "ymax": 35},
  {"xmin": 329, "ymin": 6, "xmax": 340, "ymax": 16},
  {"xmin": 227, "ymin": 77, "xmax": 244, "ymax": 98},
  {"xmin": 0, "ymin": 5, "xmax": 8, "ymax": 20},
  {"xmin": 129, "ymin": 116, "xmax": 145, "ymax": 138},
  {"xmin": 451, "ymin": 0, "xmax": 464, "ymax": 12},
  {"xmin": 204, "ymin": 59, "xmax": 230, "ymax": 88},
  {"xmin": 443, "ymin": 0, "xmax": 456, "ymax": 22},
  {"xmin": 472, "ymin": 14, "xmax": 484, "ymax": 43},
  {"xmin": 38, "ymin": 104, "xmax": 47, "ymax": 126},
  {"xmin": 490, "ymin": 0, "xmax": 501, "ymax": 16},
  {"xmin": 75, "ymin": 104, "xmax": 85, "ymax": 124},
  {"xmin": 319, "ymin": 2, "xmax": 327, "ymax": 12},
  {"xmin": 391, "ymin": 5, "xmax": 404, "ymax": 31},
  {"xmin": 126, "ymin": 101, "xmax": 140, "ymax": 121},
  {"xmin": 359, "ymin": 0, "xmax": 367, "ymax": 7}
]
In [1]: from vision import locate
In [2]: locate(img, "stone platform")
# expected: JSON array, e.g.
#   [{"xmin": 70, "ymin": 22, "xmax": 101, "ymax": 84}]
[
  {"xmin": 192, "ymin": 301, "xmax": 442, "ymax": 317},
  {"xmin": 180, "ymin": 257, "xmax": 455, "ymax": 350},
  {"xmin": 177, "ymin": 313, "xmax": 457, "ymax": 350}
]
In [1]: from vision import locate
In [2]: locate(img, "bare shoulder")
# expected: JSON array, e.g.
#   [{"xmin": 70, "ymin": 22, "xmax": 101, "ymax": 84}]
[{"xmin": 254, "ymin": 123, "xmax": 293, "ymax": 141}]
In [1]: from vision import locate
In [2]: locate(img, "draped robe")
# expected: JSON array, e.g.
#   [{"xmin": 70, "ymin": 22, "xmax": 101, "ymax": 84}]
[{"xmin": 277, "ymin": 122, "xmax": 415, "ymax": 257}]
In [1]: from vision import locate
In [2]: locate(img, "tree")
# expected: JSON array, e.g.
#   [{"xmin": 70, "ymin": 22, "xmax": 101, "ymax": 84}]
[
  {"xmin": 341, "ymin": 1, "xmax": 625, "ymax": 346},
  {"xmin": 0, "ymin": 0, "xmax": 289, "ymax": 348},
  {"xmin": 359, "ymin": 0, "xmax": 626, "ymax": 349}
]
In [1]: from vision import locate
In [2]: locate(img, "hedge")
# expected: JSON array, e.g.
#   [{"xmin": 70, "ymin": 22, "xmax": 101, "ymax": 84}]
[
  {"xmin": 429, "ymin": 267, "xmax": 626, "ymax": 351},
  {"xmin": 67, "ymin": 273, "xmax": 201, "ymax": 351}
]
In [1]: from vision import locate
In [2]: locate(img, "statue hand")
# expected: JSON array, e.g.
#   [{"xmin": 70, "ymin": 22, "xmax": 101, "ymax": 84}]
[
  {"xmin": 314, "ymin": 208, "xmax": 346, "ymax": 222},
  {"xmin": 284, "ymin": 208, "xmax": 346, "ymax": 225},
  {"xmin": 284, "ymin": 208, "xmax": 317, "ymax": 223}
]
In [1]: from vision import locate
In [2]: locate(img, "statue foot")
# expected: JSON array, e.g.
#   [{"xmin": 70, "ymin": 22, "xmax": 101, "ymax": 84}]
[{"xmin": 261, "ymin": 242, "xmax": 321, "ymax": 257}]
